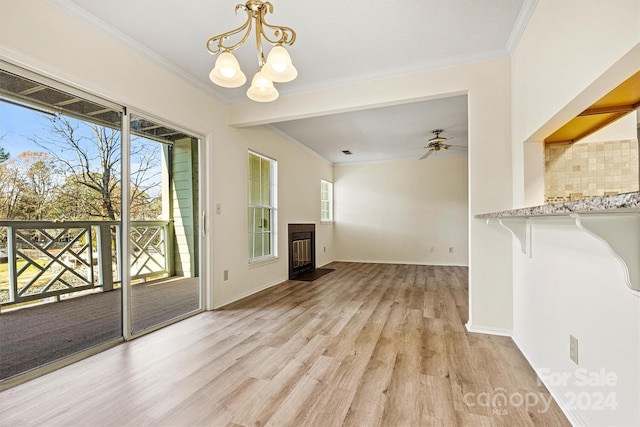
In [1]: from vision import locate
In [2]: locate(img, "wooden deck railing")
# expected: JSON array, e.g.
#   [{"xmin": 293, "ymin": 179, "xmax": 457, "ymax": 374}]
[{"xmin": 0, "ymin": 220, "xmax": 171, "ymax": 306}]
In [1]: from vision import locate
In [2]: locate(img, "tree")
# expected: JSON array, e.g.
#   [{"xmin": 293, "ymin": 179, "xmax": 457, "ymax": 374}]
[
  {"xmin": 0, "ymin": 152, "xmax": 60, "ymax": 220},
  {"xmin": 19, "ymin": 152, "xmax": 60, "ymax": 220},
  {"xmin": 34, "ymin": 114, "xmax": 160, "ymax": 221},
  {"xmin": 0, "ymin": 133, "xmax": 9, "ymax": 164},
  {"xmin": 0, "ymin": 157, "xmax": 25, "ymax": 219}
]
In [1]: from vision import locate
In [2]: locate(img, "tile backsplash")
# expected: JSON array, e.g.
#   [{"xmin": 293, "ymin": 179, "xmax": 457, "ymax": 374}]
[{"xmin": 544, "ymin": 139, "xmax": 639, "ymax": 204}]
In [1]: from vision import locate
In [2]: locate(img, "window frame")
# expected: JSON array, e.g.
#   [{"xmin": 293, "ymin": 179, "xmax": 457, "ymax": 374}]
[
  {"xmin": 320, "ymin": 179, "xmax": 333, "ymax": 223},
  {"xmin": 0, "ymin": 60, "xmax": 207, "ymax": 343},
  {"xmin": 248, "ymin": 150, "xmax": 278, "ymax": 263}
]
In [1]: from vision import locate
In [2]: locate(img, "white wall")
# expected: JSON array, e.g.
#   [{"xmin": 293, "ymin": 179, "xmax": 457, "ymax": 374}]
[
  {"xmin": 514, "ymin": 221, "xmax": 640, "ymax": 426},
  {"xmin": 511, "ymin": 1, "xmax": 640, "ymax": 425},
  {"xmin": 511, "ymin": 0, "xmax": 640, "ymax": 147},
  {"xmin": 214, "ymin": 125, "xmax": 334, "ymax": 307},
  {"xmin": 1, "ymin": 0, "xmax": 515, "ymax": 344},
  {"xmin": 0, "ymin": 0, "xmax": 334, "ymax": 309},
  {"xmin": 334, "ymin": 157, "xmax": 468, "ymax": 265},
  {"xmin": 230, "ymin": 58, "xmax": 515, "ymax": 333}
]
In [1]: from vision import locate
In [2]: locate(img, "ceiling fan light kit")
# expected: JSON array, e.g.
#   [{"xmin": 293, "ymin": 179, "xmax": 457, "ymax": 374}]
[
  {"xmin": 206, "ymin": 0, "xmax": 297, "ymax": 102},
  {"xmin": 419, "ymin": 129, "xmax": 466, "ymax": 160},
  {"xmin": 427, "ymin": 129, "xmax": 447, "ymax": 144}
]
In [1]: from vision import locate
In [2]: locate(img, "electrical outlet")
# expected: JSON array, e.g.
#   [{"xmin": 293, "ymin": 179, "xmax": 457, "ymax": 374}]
[
  {"xmin": 216, "ymin": 203, "xmax": 221, "ymax": 214},
  {"xmin": 223, "ymin": 269, "xmax": 229, "ymax": 281},
  {"xmin": 569, "ymin": 335, "xmax": 579, "ymax": 364},
  {"xmin": 448, "ymin": 247, "xmax": 454, "ymax": 253},
  {"xmin": 324, "ymin": 246, "xmax": 326, "ymax": 252},
  {"xmin": 429, "ymin": 247, "xmax": 434, "ymax": 252}
]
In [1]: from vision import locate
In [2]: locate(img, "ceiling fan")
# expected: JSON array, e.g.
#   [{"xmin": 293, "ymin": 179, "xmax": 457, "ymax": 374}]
[{"xmin": 419, "ymin": 129, "xmax": 466, "ymax": 160}]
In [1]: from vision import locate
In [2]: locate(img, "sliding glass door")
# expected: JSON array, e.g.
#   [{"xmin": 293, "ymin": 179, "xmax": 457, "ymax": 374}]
[
  {"xmin": 128, "ymin": 114, "xmax": 201, "ymax": 335},
  {"xmin": 0, "ymin": 65, "xmax": 203, "ymax": 384},
  {"xmin": 0, "ymin": 68, "xmax": 123, "ymax": 381}
]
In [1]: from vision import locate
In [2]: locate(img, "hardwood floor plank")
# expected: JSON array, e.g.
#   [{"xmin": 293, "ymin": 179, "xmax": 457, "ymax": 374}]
[
  {"xmin": 264, "ymin": 355, "xmax": 336, "ymax": 427},
  {"xmin": 420, "ymin": 374, "xmax": 458, "ymax": 426},
  {"xmin": 421, "ymin": 317, "xmax": 448, "ymax": 378},
  {"xmin": 0, "ymin": 262, "xmax": 570, "ymax": 427}
]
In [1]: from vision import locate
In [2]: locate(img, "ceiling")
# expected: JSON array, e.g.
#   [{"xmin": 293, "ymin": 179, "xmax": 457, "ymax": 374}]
[
  {"xmin": 545, "ymin": 70, "xmax": 640, "ymax": 144},
  {"xmin": 53, "ymin": 0, "xmax": 534, "ymax": 163}
]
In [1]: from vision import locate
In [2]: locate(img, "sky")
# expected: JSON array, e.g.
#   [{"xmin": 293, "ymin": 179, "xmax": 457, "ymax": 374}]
[
  {"xmin": 0, "ymin": 100, "xmax": 49, "ymax": 157},
  {"xmin": 0, "ymin": 99, "xmax": 163, "ymax": 195}
]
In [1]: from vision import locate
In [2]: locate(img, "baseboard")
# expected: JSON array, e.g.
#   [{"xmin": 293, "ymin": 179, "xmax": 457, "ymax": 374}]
[
  {"xmin": 465, "ymin": 322, "xmax": 513, "ymax": 336},
  {"xmin": 336, "ymin": 259, "xmax": 469, "ymax": 267},
  {"xmin": 213, "ymin": 277, "xmax": 287, "ymax": 309},
  {"xmin": 213, "ymin": 262, "xmax": 337, "ymax": 309},
  {"xmin": 511, "ymin": 334, "xmax": 586, "ymax": 427}
]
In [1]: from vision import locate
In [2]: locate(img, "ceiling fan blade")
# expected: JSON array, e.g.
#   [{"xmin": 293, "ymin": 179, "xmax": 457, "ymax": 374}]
[{"xmin": 419, "ymin": 150, "xmax": 435, "ymax": 160}]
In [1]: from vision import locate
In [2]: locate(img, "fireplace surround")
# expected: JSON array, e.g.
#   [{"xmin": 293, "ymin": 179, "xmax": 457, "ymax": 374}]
[{"xmin": 288, "ymin": 223, "xmax": 315, "ymax": 280}]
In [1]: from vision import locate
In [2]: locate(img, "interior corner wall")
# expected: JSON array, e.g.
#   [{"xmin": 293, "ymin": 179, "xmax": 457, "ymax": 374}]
[
  {"xmin": 511, "ymin": 0, "xmax": 640, "ymax": 207},
  {"xmin": 0, "ymin": 0, "xmax": 334, "ymax": 310},
  {"xmin": 231, "ymin": 58, "xmax": 515, "ymax": 333},
  {"xmin": 333, "ymin": 157, "xmax": 469, "ymax": 266},
  {"xmin": 511, "ymin": 0, "xmax": 640, "ymax": 146},
  {"xmin": 511, "ymin": 1, "xmax": 640, "ymax": 425}
]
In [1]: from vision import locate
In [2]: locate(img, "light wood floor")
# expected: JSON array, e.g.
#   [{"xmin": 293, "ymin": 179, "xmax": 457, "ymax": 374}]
[
  {"xmin": 1, "ymin": 277, "xmax": 199, "ymax": 380},
  {"xmin": 0, "ymin": 262, "xmax": 570, "ymax": 426}
]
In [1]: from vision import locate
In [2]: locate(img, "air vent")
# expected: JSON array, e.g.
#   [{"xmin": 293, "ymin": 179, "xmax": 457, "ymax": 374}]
[{"xmin": 342, "ymin": 150, "xmax": 352, "ymax": 155}]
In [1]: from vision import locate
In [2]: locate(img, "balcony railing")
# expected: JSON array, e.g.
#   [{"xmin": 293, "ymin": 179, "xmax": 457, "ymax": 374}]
[{"xmin": 0, "ymin": 220, "xmax": 172, "ymax": 307}]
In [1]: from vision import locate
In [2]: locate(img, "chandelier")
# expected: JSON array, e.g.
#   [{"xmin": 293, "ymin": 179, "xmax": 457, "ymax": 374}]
[{"xmin": 206, "ymin": 0, "xmax": 297, "ymax": 102}]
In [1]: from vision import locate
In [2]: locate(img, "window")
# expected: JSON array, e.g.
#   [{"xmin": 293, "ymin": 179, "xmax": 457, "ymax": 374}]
[
  {"xmin": 248, "ymin": 151, "xmax": 277, "ymax": 261},
  {"xmin": 321, "ymin": 179, "xmax": 333, "ymax": 222}
]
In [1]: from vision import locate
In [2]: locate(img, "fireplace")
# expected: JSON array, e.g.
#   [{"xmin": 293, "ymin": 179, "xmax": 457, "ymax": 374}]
[{"xmin": 288, "ymin": 223, "xmax": 315, "ymax": 280}]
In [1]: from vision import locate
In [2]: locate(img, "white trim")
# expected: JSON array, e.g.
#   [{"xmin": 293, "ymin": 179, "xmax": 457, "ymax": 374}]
[
  {"xmin": 265, "ymin": 125, "xmax": 334, "ymax": 165},
  {"xmin": 216, "ymin": 261, "xmax": 336, "ymax": 309},
  {"xmin": 511, "ymin": 335, "xmax": 587, "ymax": 427},
  {"xmin": 465, "ymin": 322, "xmax": 513, "ymax": 337},
  {"xmin": 121, "ymin": 108, "xmax": 132, "ymax": 339},
  {"xmin": 248, "ymin": 255, "xmax": 279, "ymax": 267},
  {"xmin": 335, "ymin": 259, "xmax": 469, "ymax": 267},
  {"xmin": 0, "ymin": 47, "xmax": 212, "ymax": 139},
  {"xmin": 203, "ymin": 132, "xmax": 215, "ymax": 311},
  {"xmin": 274, "ymin": 50, "xmax": 510, "ymax": 101},
  {"xmin": 48, "ymin": 0, "xmax": 229, "ymax": 105},
  {"xmin": 320, "ymin": 179, "xmax": 333, "ymax": 223},
  {"xmin": 331, "ymin": 153, "xmax": 468, "ymax": 167},
  {"xmin": 506, "ymin": 0, "xmax": 538, "ymax": 53},
  {"xmin": 248, "ymin": 151, "xmax": 278, "ymax": 262},
  {"xmin": 47, "ymin": 0, "xmax": 517, "ymax": 106},
  {"xmin": 0, "ymin": 58, "xmax": 122, "ymax": 112},
  {"xmin": 213, "ymin": 276, "xmax": 287, "ymax": 309}
]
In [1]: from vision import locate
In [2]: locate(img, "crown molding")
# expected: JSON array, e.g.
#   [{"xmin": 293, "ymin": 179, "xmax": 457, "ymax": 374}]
[
  {"xmin": 264, "ymin": 124, "xmax": 334, "ymax": 165},
  {"xmin": 49, "ymin": 0, "xmax": 231, "ymax": 104},
  {"xmin": 506, "ymin": 0, "xmax": 538, "ymax": 53},
  {"xmin": 47, "ymin": 0, "xmax": 532, "ymax": 106},
  {"xmin": 274, "ymin": 48, "xmax": 510, "ymax": 101}
]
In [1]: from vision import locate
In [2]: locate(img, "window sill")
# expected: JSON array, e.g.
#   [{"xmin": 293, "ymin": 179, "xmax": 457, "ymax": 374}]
[{"xmin": 248, "ymin": 255, "xmax": 279, "ymax": 268}]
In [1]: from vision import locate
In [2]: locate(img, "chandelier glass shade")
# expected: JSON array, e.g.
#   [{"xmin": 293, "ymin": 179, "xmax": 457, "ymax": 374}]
[
  {"xmin": 209, "ymin": 52, "xmax": 246, "ymax": 88},
  {"xmin": 206, "ymin": 0, "xmax": 296, "ymax": 102}
]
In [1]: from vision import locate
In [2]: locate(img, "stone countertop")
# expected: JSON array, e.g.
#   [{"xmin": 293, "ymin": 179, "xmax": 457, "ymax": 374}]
[{"xmin": 475, "ymin": 191, "xmax": 640, "ymax": 219}]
